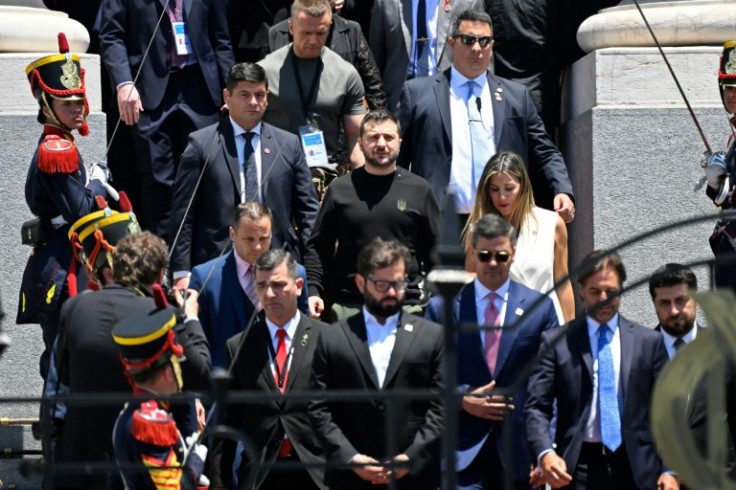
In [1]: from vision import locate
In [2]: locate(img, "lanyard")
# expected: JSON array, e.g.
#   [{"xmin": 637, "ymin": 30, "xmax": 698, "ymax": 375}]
[
  {"xmin": 266, "ymin": 335, "xmax": 294, "ymax": 392},
  {"xmin": 290, "ymin": 48, "xmax": 324, "ymax": 118}
]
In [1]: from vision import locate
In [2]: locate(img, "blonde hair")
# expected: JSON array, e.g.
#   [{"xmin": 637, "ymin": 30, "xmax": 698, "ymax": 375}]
[{"xmin": 462, "ymin": 151, "xmax": 536, "ymax": 248}]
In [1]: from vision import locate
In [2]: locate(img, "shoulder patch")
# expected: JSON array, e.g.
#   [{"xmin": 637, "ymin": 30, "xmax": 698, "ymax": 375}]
[
  {"xmin": 131, "ymin": 401, "xmax": 179, "ymax": 446},
  {"xmin": 38, "ymin": 135, "xmax": 79, "ymax": 174}
]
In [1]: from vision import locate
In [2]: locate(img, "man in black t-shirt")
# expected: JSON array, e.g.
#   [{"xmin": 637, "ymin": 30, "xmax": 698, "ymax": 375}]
[{"xmin": 304, "ymin": 110, "xmax": 441, "ymax": 321}]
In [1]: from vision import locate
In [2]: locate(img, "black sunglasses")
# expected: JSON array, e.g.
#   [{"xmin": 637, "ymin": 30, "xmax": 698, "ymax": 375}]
[
  {"xmin": 455, "ymin": 34, "xmax": 493, "ymax": 47},
  {"xmin": 476, "ymin": 250, "xmax": 511, "ymax": 263},
  {"xmin": 365, "ymin": 277, "xmax": 408, "ymax": 293}
]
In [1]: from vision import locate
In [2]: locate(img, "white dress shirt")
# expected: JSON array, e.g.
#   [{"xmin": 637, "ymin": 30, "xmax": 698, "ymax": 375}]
[
  {"xmin": 363, "ymin": 307, "xmax": 399, "ymax": 388},
  {"xmin": 660, "ymin": 322, "xmax": 698, "ymax": 360},
  {"xmin": 408, "ymin": 0, "xmax": 440, "ymax": 77},
  {"xmin": 473, "ymin": 277, "xmax": 509, "ymax": 350},
  {"xmin": 583, "ymin": 313, "xmax": 622, "ymax": 443},
  {"xmin": 229, "ymin": 118, "xmax": 263, "ymax": 202},
  {"xmin": 449, "ymin": 66, "xmax": 496, "ymax": 213},
  {"xmin": 265, "ymin": 311, "xmax": 301, "ymax": 360}
]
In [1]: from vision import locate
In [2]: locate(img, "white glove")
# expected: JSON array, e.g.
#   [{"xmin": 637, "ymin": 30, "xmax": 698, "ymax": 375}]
[
  {"xmin": 703, "ymin": 152, "xmax": 728, "ymax": 189},
  {"xmin": 90, "ymin": 160, "xmax": 111, "ymax": 184}
]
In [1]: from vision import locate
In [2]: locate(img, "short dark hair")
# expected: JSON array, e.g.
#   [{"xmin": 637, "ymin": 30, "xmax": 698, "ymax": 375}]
[
  {"xmin": 577, "ymin": 250, "xmax": 627, "ymax": 287},
  {"xmin": 254, "ymin": 249, "xmax": 299, "ymax": 280},
  {"xmin": 450, "ymin": 9, "xmax": 493, "ymax": 38},
  {"xmin": 357, "ymin": 238, "xmax": 411, "ymax": 277},
  {"xmin": 232, "ymin": 201, "xmax": 272, "ymax": 230},
  {"xmin": 113, "ymin": 231, "xmax": 168, "ymax": 285},
  {"xmin": 359, "ymin": 109, "xmax": 401, "ymax": 137},
  {"xmin": 471, "ymin": 214, "xmax": 517, "ymax": 248},
  {"xmin": 226, "ymin": 62, "xmax": 267, "ymax": 92},
  {"xmin": 648, "ymin": 263, "xmax": 697, "ymax": 298},
  {"xmin": 291, "ymin": 0, "xmax": 332, "ymax": 19}
]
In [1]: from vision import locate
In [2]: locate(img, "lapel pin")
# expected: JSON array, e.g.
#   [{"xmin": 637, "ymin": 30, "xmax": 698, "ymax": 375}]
[
  {"xmin": 515, "ymin": 308, "xmax": 524, "ymax": 316},
  {"xmin": 495, "ymin": 95, "xmax": 502, "ymax": 102},
  {"xmin": 405, "ymin": 324, "xmax": 414, "ymax": 332},
  {"xmin": 443, "ymin": 0, "xmax": 450, "ymax": 12},
  {"xmin": 264, "ymin": 147, "xmax": 271, "ymax": 154},
  {"xmin": 496, "ymin": 87, "xmax": 503, "ymax": 93},
  {"xmin": 301, "ymin": 334, "xmax": 308, "ymax": 346}
]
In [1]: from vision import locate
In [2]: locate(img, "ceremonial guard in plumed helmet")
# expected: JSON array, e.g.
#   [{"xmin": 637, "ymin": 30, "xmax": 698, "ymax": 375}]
[
  {"xmin": 703, "ymin": 41, "xmax": 736, "ymax": 291},
  {"xmin": 112, "ymin": 308, "xmax": 209, "ymax": 490},
  {"xmin": 18, "ymin": 32, "xmax": 114, "ymax": 379}
]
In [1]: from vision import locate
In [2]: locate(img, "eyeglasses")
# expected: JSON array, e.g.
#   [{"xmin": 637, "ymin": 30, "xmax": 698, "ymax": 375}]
[
  {"xmin": 476, "ymin": 250, "xmax": 511, "ymax": 263},
  {"xmin": 455, "ymin": 34, "xmax": 493, "ymax": 47},
  {"xmin": 365, "ymin": 277, "xmax": 408, "ymax": 293}
]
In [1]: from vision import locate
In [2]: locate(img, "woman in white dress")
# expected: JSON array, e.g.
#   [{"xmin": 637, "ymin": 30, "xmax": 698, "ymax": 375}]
[{"xmin": 463, "ymin": 151, "xmax": 574, "ymax": 323}]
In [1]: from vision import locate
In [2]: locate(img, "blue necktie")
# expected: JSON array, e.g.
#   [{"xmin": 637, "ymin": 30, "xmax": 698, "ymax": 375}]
[
  {"xmin": 415, "ymin": 0, "xmax": 429, "ymax": 77},
  {"xmin": 597, "ymin": 324, "xmax": 622, "ymax": 452},
  {"xmin": 466, "ymin": 81, "xmax": 490, "ymax": 194},
  {"xmin": 242, "ymin": 132, "xmax": 259, "ymax": 202}
]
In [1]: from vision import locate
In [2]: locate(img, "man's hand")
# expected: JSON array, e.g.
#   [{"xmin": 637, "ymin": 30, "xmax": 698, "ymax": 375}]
[
  {"xmin": 309, "ymin": 296, "xmax": 324, "ymax": 319},
  {"xmin": 374, "ymin": 453, "xmax": 410, "ymax": 483},
  {"xmin": 176, "ymin": 289, "xmax": 199, "ymax": 319},
  {"xmin": 553, "ymin": 193, "xmax": 575, "ymax": 223},
  {"xmin": 529, "ymin": 465, "xmax": 545, "ymax": 488},
  {"xmin": 350, "ymin": 454, "xmax": 384, "ymax": 482},
  {"xmin": 460, "ymin": 380, "xmax": 514, "ymax": 421},
  {"xmin": 195, "ymin": 398, "xmax": 206, "ymax": 432},
  {"xmin": 173, "ymin": 276, "xmax": 191, "ymax": 292},
  {"xmin": 657, "ymin": 473, "xmax": 680, "ymax": 490},
  {"xmin": 117, "ymin": 83, "xmax": 143, "ymax": 125},
  {"xmin": 539, "ymin": 452, "xmax": 572, "ymax": 488}
]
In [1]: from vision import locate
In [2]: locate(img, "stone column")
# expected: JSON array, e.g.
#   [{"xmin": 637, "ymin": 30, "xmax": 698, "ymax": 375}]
[{"xmin": 563, "ymin": 0, "xmax": 731, "ymax": 323}]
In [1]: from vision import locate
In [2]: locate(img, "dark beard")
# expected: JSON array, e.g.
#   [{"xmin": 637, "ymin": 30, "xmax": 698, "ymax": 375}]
[{"xmin": 364, "ymin": 293, "xmax": 403, "ymax": 319}]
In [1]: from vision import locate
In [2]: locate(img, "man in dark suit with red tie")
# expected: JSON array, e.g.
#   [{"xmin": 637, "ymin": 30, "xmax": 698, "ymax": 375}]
[
  {"xmin": 525, "ymin": 251, "xmax": 676, "ymax": 490},
  {"xmin": 309, "ymin": 238, "xmax": 445, "ymax": 489},
  {"xmin": 209, "ymin": 249, "xmax": 327, "ymax": 490},
  {"xmin": 425, "ymin": 214, "xmax": 559, "ymax": 489}
]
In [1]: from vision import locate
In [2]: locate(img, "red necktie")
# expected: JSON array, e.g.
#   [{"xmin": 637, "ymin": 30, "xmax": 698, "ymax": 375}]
[
  {"xmin": 484, "ymin": 292, "xmax": 502, "ymax": 376},
  {"xmin": 275, "ymin": 329, "xmax": 292, "ymax": 457}
]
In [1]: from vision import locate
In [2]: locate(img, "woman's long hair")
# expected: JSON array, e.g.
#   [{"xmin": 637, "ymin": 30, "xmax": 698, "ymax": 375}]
[{"xmin": 462, "ymin": 151, "xmax": 536, "ymax": 247}]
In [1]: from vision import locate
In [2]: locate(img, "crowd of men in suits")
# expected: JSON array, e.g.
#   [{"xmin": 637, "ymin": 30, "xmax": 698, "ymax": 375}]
[{"xmin": 23, "ymin": 0, "xmax": 729, "ymax": 488}]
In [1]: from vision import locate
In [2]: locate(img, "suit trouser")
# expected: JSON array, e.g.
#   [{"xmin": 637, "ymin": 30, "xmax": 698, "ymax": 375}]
[
  {"xmin": 133, "ymin": 64, "xmax": 219, "ymax": 242},
  {"xmin": 455, "ymin": 436, "xmax": 532, "ymax": 490},
  {"xmin": 570, "ymin": 442, "xmax": 638, "ymax": 490}
]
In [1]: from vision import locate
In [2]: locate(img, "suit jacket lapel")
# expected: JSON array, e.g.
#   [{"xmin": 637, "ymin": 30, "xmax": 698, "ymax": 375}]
[
  {"xmin": 250, "ymin": 319, "xmax": 279, "ymax": 392},
  {"xmin": 220, "ymin": 120, "xmax": 242, "ymax": 200},
  {"xmin": 183, "ymin": 0, "xmax": 193, "ymax": 19},
  {"xmin": 259, "ymin": 124, "xmax": 274, "ymax": 198},
  {"xmin": 400, "ymin": 0, "xmax": 413, "ymax": 58},
  {"xmin": 284, "ymin": 314, "xmax": 312, "ymax": 392},
  {"xmin": 487, "ymin": 73, "xmax": 505, "ymax": 145},
  {"xmin": 493, "ymin": 282, "xmax": 524, "ymax": 379},
  {"xmin": 573, "ymin": 317, "xmax": 594, "ymax": 383},
  {"xmin": 383, "ymin": 314, "xmax": 419, "ymax": 388},
  {"xmin": 619, "ymin": 317, "xmax": 635, "ymax": 405},
  {"xmin": 435, "ymin": 70, "xmax": 453, "ymax": 145},
  {"xmin": 344, "ymin": 315, "xmax": 381, "ymax": 389},
  {"xmin": 223, "ymin": 251, "xmax": 250, "ymax": 332}
]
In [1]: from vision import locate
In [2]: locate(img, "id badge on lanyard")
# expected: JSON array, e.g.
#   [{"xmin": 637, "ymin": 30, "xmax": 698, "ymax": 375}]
[
  {"xmin": 299, "ymin": 125, "xmax": 329, "ymax": 168},
  {"xmin": 172, "ymin": 22, "xmax": 192, "ymax": 55}
]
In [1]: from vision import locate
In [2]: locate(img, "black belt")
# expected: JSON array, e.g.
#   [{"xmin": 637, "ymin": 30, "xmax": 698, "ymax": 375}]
[
  {"xmin": 169, "ymin": 63, "xmax": 197, "ymax": 74},
  {"xmin": 581, "ymin": 442, "xmax": 619, "ymax": 457}
]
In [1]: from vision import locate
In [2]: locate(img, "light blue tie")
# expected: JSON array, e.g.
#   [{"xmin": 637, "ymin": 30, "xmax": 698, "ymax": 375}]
[
  {"xmin": 598, "ymin": 324, "xmax": 622, "ymax": 452},
  {"xmin": 466, "ymin": 81, "xmax": 490, "ymax": 193}
]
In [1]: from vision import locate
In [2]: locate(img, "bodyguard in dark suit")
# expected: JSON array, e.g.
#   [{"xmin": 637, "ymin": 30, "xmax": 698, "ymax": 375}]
[
  {"xmin": 396, "ymin": 9, "xmax": 574, "ymax": 219},
  {"xmin": 189, "ymin": 202, "xmax": 310, "ymax": 368},
  {"xmin": 169, "ymin": 62, "xmax": 319, "ymax": 286},
  {"xmin": 425, "ymin": 214, "xmax": 559, "ymax": 489},
  {"xmin": 649, "ymin": 263, "xmax": 702, "ymax": 360},
  {"xmin": 100, "ymin": 0, "xmax": 234, "ymax": 239},
  {"xmin": 524, "ymin": 251, "xmax": 677, "ymax": 490},
  {"xmin": 209, "ymin": 249, "xmax": 327, "ymax": 490},
  {"xmin": 310, "ymin": 238, "xmax": 444, "ymax": 489}
]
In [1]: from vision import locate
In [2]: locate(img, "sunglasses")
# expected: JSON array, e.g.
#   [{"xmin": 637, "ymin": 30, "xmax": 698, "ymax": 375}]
[
  {"xmin": 365, "ymin": 277, "xmax": 408, "ymax": 293},
  {"xmin": 476, "ymin": 250, "xmax": 511, "ymax": 263},
  {"xmin": 455, "ymin": 34, "xmax": 493, "ymax": 47}
]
